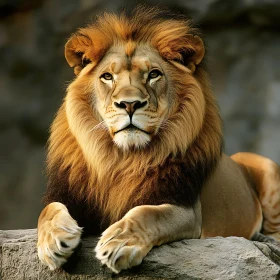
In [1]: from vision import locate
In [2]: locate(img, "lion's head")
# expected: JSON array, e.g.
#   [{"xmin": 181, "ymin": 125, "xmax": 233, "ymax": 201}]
[
  {"xmin": 45, "ymin": 7, "xmax": 223, "ymax": 226},
  {"xmin": 64, "ymin": 7, "xmax": 209, "ymax": 152}
]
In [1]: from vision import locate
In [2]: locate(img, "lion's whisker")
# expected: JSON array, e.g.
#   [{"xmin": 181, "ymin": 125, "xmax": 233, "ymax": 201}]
[{"xmin": 90, "ymin": 121, "xmax": 108, "ymax": 132}]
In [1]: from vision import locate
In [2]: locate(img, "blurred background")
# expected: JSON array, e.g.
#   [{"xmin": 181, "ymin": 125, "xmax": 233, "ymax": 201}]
[{"xmin": 0, "ymin": 0, "xmax": 279, "ymax": 230}]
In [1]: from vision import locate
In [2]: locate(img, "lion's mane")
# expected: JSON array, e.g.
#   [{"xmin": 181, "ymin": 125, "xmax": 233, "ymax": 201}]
[{"xmin": 43, "ymin": 7, "xmax": 223, "ymax": 233}]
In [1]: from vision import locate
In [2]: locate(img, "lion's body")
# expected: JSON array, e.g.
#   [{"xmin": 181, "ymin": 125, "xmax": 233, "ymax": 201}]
[
  {"xmin": 201, "ymin": 154, "xmax": 263, "ymax": 238},
  {"xmin": 37, "ymin": 7, "xmax": 280, "ymax": 273}
]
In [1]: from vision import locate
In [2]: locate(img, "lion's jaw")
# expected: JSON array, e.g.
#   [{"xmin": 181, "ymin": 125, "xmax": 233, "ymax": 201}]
[{"xmin": 94, "ymin": 46, "xmax": 170, "ymax": 150}]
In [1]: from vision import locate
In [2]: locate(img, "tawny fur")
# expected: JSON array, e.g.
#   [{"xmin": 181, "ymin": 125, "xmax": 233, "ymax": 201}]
[{"xmin": 44, "ymin": 7, "xmax": 222, "ymax": 227}]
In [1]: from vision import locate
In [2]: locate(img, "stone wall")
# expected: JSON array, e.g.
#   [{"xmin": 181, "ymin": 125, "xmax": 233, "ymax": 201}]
[{"xmin": 0, "ymin": 0, "xmax": 280, "ymax": 229}]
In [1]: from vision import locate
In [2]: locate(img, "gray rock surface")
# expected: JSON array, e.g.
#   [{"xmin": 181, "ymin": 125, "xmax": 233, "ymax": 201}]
[
  {"xmin": 0, "ymin": 0, "xmax": 280, "ymax": 230},
  {"xmin": 1, "ymin": 229, "xmax": 280, "ymax": 280}
]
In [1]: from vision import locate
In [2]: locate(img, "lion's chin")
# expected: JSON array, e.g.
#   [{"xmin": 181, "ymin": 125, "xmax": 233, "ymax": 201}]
[{"xmin": 113, "ymin": 130, "xmax": 151, "ymax": 150}]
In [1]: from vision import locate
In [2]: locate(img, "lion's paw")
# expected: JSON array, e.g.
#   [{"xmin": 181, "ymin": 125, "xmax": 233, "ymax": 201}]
[
  {"xmin": 95, "ymin": 218, "xmax": 152, "ymax": 273},
  {"xmin": 37, "ymin": 209, "xmax": 82, "ymax": 270}
]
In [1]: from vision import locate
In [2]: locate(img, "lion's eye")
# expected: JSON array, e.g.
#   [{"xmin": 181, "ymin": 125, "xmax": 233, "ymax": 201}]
[
  {"xmin": 148, "ymin": 69, "xmax": 162, "ymax": 80},
  {"xmin": 100, "ymin": 72, "xmax": 113, "ymax": 81}
]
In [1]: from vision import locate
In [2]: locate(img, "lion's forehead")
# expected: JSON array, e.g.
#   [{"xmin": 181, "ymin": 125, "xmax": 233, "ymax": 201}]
[{"xmin": 102, "ymin": 46, "xmax": 162, "ymax": 76}]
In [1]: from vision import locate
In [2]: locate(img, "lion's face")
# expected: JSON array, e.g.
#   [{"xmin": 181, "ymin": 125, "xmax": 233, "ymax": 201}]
[
  {"xmin": 93, "ymin": 45, "xmax": 170, "ymax": 150},
  {"xmin": 64, "ymin": 13, "xmax": 208, "ymax": 153}
]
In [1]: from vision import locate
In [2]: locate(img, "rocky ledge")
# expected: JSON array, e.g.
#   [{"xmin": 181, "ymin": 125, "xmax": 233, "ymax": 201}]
[{"xmin": 1, "ymin": 229, "xmax": 280, "ymax": 280}]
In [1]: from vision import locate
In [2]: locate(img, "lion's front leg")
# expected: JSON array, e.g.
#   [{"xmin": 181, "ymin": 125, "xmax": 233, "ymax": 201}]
[
  {"xmin": 95, "ymin": 203, "xmax": 201, "ymax": 273},
  {"xmin": 37, "ymin": 202, "xmax": 83, "ymax": 270}
]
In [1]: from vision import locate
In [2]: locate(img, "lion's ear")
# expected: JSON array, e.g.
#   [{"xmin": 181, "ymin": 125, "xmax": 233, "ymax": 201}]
[
  {"xmin": 183, "ymin": 35, "xmax": 205, "ymax": 71},
  {"xmin": 65, "ymin": 33, "xmax": 91, "ymax": 75},
  {"xmin": 157, "ymin": 34, "xmax": 205, "ymax": 73},
  {"xmin": 65, "ymin": 31, "xmax": 105, "ymax": 75}
]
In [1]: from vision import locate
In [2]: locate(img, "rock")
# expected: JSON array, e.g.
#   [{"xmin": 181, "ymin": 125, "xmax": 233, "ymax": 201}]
[
  {"xmin": 1, "ymin": 229, "xmax": 280, "ymax": 280},
  {"xmin": 0, "ymin": 127, "xmax": 45, "ymax": 229},
  {"xmin": 206, "ymin": 28, "xmax": 280, "ymax": 159}
]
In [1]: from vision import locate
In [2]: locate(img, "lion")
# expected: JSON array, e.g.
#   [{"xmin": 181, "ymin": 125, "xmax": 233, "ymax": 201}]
[{"xmin": 37, "ymin": 7, "xmax": 280, "ymax": 274}]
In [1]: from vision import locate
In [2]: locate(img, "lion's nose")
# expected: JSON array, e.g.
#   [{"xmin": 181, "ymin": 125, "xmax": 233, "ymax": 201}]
[{"xmin": 114, "ymin": 101, "xmax": 147, "ymax": 116}]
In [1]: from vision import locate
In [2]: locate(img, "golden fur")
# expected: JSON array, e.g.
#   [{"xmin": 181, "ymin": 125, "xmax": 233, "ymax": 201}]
[{"xmin": 43, "ymin": 7, "xmax": 222, "ymax": 226}]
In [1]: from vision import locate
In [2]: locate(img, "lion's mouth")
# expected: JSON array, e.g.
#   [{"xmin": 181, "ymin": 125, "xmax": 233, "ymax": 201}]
[{"xmin": 114, "ymin": 124, "xmax": 150, "ymax": 135}]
